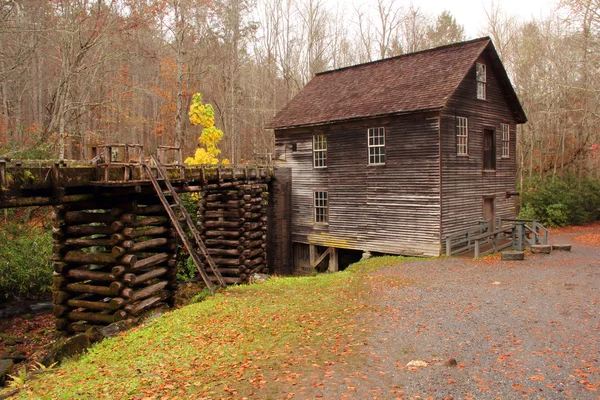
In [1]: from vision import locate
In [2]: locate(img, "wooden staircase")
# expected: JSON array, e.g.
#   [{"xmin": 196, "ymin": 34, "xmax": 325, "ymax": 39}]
[{"xmin": 142, "ymin": 155, "xmax": 226, "ymax": 294}]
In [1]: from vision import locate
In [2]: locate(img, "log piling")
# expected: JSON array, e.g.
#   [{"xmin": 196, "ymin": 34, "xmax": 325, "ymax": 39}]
[{"xmin": 50, "ymin": 171, "xmax": 271, "ymax": 333}]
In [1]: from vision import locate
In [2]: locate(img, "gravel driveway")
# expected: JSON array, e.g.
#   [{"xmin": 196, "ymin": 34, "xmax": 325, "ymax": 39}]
[{"xmin": 304, "ymin": 227, "xmax": 600, "ymax": 399}]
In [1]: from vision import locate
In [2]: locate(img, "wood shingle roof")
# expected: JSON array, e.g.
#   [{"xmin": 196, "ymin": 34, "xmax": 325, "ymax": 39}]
[{"xmin": 267, "ymin": 37, "xmax": 526, "ymax": 129}]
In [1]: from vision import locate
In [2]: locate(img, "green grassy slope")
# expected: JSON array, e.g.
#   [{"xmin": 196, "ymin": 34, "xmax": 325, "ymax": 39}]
[{"xmin": 12, "ymin": 256, "xmax": 414, "ymax": 399}]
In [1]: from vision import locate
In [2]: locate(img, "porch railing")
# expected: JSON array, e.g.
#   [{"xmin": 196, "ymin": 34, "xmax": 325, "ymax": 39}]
[
  {"xmin": 445, "ymin": 221, "xmax": 491, "ymax": 256},
  {"xmin": 445, "ymin": 218, "xmax": 549, "ymax": 258}
]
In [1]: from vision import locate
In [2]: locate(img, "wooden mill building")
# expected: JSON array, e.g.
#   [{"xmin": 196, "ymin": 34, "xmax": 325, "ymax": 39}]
[{"xmin": 268, "ymin": 37, "xmax": 527, "ymax": 273}]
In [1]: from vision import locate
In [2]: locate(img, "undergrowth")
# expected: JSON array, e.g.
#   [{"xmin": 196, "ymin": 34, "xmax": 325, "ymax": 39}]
[
  {"xmin": 0, "ymin": 209, "xmax": 53, "ymax": 300},
  {"xmin": 519, "ymin": 175, "xmax": 600, "ymax": 227},
  {"xmin": 11, "ymin": 255, "xmax": 412, "ymax": 399}
]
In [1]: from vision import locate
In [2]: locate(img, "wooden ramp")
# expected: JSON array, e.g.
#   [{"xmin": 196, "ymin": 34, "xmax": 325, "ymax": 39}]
[
  {"xmin": 142, "ymin": 155, "xmax": 226, "ymax": 294},
  {"xmin": 454, "ymin": 238, "xmax": 513, "ymax": 258},
  {"xmin": 446, "ymin": 219, "xmax": 549, "ymax": 259}
]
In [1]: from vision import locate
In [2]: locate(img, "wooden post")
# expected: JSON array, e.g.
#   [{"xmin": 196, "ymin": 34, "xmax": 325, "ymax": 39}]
[
  {"xmin": 327, "ymin": 248, "xmax": 338, "ymax": 273},
  {"xmin": 516, "ymin": 223, "xmax": 524, "ymax": 251},
  {"xmin": 493, "ymin": 232, "xmax": 498, "ymax": 252}
]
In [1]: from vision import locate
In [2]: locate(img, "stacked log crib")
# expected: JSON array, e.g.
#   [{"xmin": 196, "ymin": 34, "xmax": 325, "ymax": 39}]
[
  {"xmin": 51, "ymin": 196, "xmax": 177, "ymax": 333},
  {"xmin": 199, "ymin": 181, "xmax": 269, "ymax": 284}
]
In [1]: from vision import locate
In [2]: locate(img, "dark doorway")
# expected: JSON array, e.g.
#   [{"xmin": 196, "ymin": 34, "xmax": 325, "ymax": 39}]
[{"xmin": 483, "ymin": 129, "xmax": 496, "ymax": 170}]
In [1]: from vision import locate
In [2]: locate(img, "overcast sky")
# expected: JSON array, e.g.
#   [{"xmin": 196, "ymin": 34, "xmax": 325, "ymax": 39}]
[{"xmin": 416, "ymin": 0, "xmax": 559, "ymax": 37}]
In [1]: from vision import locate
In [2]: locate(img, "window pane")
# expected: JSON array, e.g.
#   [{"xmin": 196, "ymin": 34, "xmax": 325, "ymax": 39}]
[
  {"xmin": 477, "ymin": 82, "xmax": 486, "ymax": 100},
  {"xmin": 476, "ymin": 63, "xmax": 486, "ymax": 82},
  {"xmin": 456, "ymin": 117, "xmax": 468, "ymax": 155},
  {"xmin": 476, "ymin": 63, "xmax": 486, "ymax": 99},
  {"xmin": 314, "ymin": 191, "xmax": 328, "ymax": 223},
  {"xmin": 501, "ymin": 124, "xmax": 510, "ymax": 157},
  {"xmin": 368, "ymin": 127, "xmax": 386, "ymax": 165},
  {"xmin": 313, "ymin": 134, "xmax": 327, "ymax": 168}
]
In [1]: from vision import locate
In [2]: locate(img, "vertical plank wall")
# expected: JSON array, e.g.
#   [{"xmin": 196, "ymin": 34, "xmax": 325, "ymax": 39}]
[{"xmin": 276, "ymin": 112, "xmax": 442, "ymax": 261}]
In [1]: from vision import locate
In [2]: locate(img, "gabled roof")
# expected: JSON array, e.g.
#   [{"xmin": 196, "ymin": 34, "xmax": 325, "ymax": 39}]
[{"xmin": 267, "ymin": 37, "xmax": 526, "ymax": 129}]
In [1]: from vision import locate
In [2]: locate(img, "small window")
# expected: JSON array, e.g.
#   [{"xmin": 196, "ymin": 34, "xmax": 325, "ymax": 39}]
[
  {"xmin": 456, "ymin": 117, "xmax": 468, "ymax": 156},
  {"xmin": 368, "ymin": 127, "xmax": 385, "ymax": 165},
  {"xmin": 314, "ymin": 191, "xmax": 328, "ymax": 224},
  {"xmin": 501, "ymin": 124, "xmax": 510, "ymax": 158},
  {"xmin": 313, "ymin": 134, "xmax": 327, "ymax": 168},
  {"xmin": 476, "ymin": 63, "xmax": 486, "ymax": 100}
]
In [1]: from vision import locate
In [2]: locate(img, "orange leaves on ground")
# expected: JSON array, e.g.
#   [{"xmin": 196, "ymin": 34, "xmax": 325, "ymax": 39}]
[
  {"xmin": 530, "ymin": 375, "xmax": 545, "ymax": 381},
  {"xmin": 549, "ymin": 220, "xmax": 600, "ymax": 234},
  {"xmin": 578, "ymin": 380, "xmax": 599, "ymax": 391},
  {"xmin": 572, "ymin": 234, "xmax": 600, "ymax": 247}
]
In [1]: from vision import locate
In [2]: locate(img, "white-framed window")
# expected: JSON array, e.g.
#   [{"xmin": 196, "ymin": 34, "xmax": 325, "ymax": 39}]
[
  {"xmin": 368, "ymin": 127, "xmax": 385, "ymax": 165},
  {"xmin": 476, "ymin": 63, "xmax": 486, "ymax": 100},
  {"xmin": 314, "ymin": 191, "xmax": 328, "ymax": 224},
  {"xmin": 501, "ymin": 123, "xmax": 510, "ymax": 158},
  {"xmin": 456, "ymin": 117, "xmax": 468, "ymax": 156},
  {"xmin": 313, "ymin": 134, "xmax": 327, "ymax": 168}
]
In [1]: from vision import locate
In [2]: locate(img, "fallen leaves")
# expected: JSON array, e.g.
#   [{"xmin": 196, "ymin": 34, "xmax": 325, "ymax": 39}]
[
  {"xmin": 573, "ymin": 234, "xmax": 600, "ymax": 247},
  {"xmin": 578, "ymin": 380, "xmax": 599, "ymax": 391}
]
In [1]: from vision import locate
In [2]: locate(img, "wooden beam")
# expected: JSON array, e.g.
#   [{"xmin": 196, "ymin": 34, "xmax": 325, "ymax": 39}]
[
  {"xmin": 327, "ymin": 248, "xmax": 338, "ymax": 272},
  {"xmin": 310, "ymin": 246, "xmax": 331, "ymax": 269}
]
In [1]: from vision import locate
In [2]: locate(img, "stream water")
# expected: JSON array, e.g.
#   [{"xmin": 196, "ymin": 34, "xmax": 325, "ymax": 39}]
[{"xmin": 0, "ymin": 299, "xmax": 52, "ymax": 320}]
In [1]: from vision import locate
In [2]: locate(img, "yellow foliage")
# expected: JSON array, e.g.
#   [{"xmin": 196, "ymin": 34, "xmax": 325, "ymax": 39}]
[
  {"xmin": 185, "ymin": 148, "xmax": 219, "ymax": 165},
  {"xmin": 186, "ymin": 92, "xmax": 226, "ymax": 165}
]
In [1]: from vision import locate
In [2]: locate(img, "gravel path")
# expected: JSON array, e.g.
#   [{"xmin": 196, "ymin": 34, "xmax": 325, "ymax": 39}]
[{"xmin": 302, "ymin": 227, "xmax": 600, "ymax": 399}]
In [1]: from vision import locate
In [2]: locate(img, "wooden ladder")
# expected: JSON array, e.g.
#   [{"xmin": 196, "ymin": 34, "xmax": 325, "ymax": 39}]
[{"xmin": 142, "ymin": 155, "xmax": 226, "ymax": 294}]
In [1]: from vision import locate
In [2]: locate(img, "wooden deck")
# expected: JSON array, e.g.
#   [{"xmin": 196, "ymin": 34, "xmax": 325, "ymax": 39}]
[{"xmin": 0, "ymin": 159, "xmax": 274, "ymax": 208}]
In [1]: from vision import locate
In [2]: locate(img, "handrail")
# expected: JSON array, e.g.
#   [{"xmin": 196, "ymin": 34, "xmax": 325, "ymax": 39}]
[
  {"xmin": 500, "ymin": 218, "xmax": 537, "ymax": 223},
  {"xmin": 500, "ymin": 218, "xmax": 549, "ymax": 248},
  {"xmin": 473, "ymin": 225, "xmax": 515, "ymax": 258},
  {"xmin": 533, "ymin": 221, "xmax": 549, "ymax": 244},
  {"xmin": 445, "ymin": 221, "xmax": 490, "ymax": 256}
]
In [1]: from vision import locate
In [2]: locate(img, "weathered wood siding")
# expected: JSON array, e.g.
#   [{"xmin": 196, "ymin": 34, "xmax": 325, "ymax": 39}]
[
  {"xmin": 275, "ymin": 113, "xmax": 442, "ymax": 258},
  {"xmin": 440, "ymin": 53, "xmax": 519, "ymax": 243},
  {"xmin": 267, "ymin": 168, "xmax": 292, "ymax": 275}
]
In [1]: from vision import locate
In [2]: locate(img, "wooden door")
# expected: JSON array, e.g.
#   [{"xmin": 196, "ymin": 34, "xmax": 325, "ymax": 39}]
[
  {"xmin": 483, "ymin": 129, "xmax": 496, "ymax": 170},
  {"xmin": 483, "ymin": 197, "xmax": 495, "ymax": 231}
]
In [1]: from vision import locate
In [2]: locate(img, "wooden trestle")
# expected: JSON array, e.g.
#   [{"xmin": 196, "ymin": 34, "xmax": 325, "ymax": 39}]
[{"xmin": 0, "ymin": 155, "xmax": 274, "ymax": 333}]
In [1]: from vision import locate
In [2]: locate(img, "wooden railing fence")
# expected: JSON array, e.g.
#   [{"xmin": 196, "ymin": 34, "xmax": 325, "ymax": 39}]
[
  {"xmin": 445, "ymin": 221, "xmax": 490, "ymax": 256},
  {"xmin": 445, "ymin": 219, "xmax": 549, "ymax": 258}
]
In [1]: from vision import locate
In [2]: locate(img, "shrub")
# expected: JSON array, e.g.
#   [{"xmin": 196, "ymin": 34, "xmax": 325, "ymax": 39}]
[
  {"xmin": 177, "ymin": 255, "xmax": 197, "ymax": 283},
  {"xmin": 0, "ymin": 216, "xmax": 53, "ymax": 300},
  {"xmin": 1, "ymin": 140, "xmax": 56, "ymax": 160},
  {"xmin": 519, "ymin": 175, "xmax": 600, "ymax": 227}
]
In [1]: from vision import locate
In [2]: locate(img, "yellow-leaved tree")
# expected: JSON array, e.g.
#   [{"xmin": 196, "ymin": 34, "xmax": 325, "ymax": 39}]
[{"xmin": 185, "ymin": 92, "xmax": 230, "ymax": 165}]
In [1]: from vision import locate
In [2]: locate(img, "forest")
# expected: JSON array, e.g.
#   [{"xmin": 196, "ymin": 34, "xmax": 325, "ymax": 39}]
[{"xmin": 1, "ymin": 0, "xmax": 600, "ymax": 228}]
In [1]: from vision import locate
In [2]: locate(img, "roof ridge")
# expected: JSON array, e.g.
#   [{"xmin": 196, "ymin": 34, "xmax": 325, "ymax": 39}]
[{"xmin": 316, "ymin": 36, "xmax": 491, "ymax": 76}]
